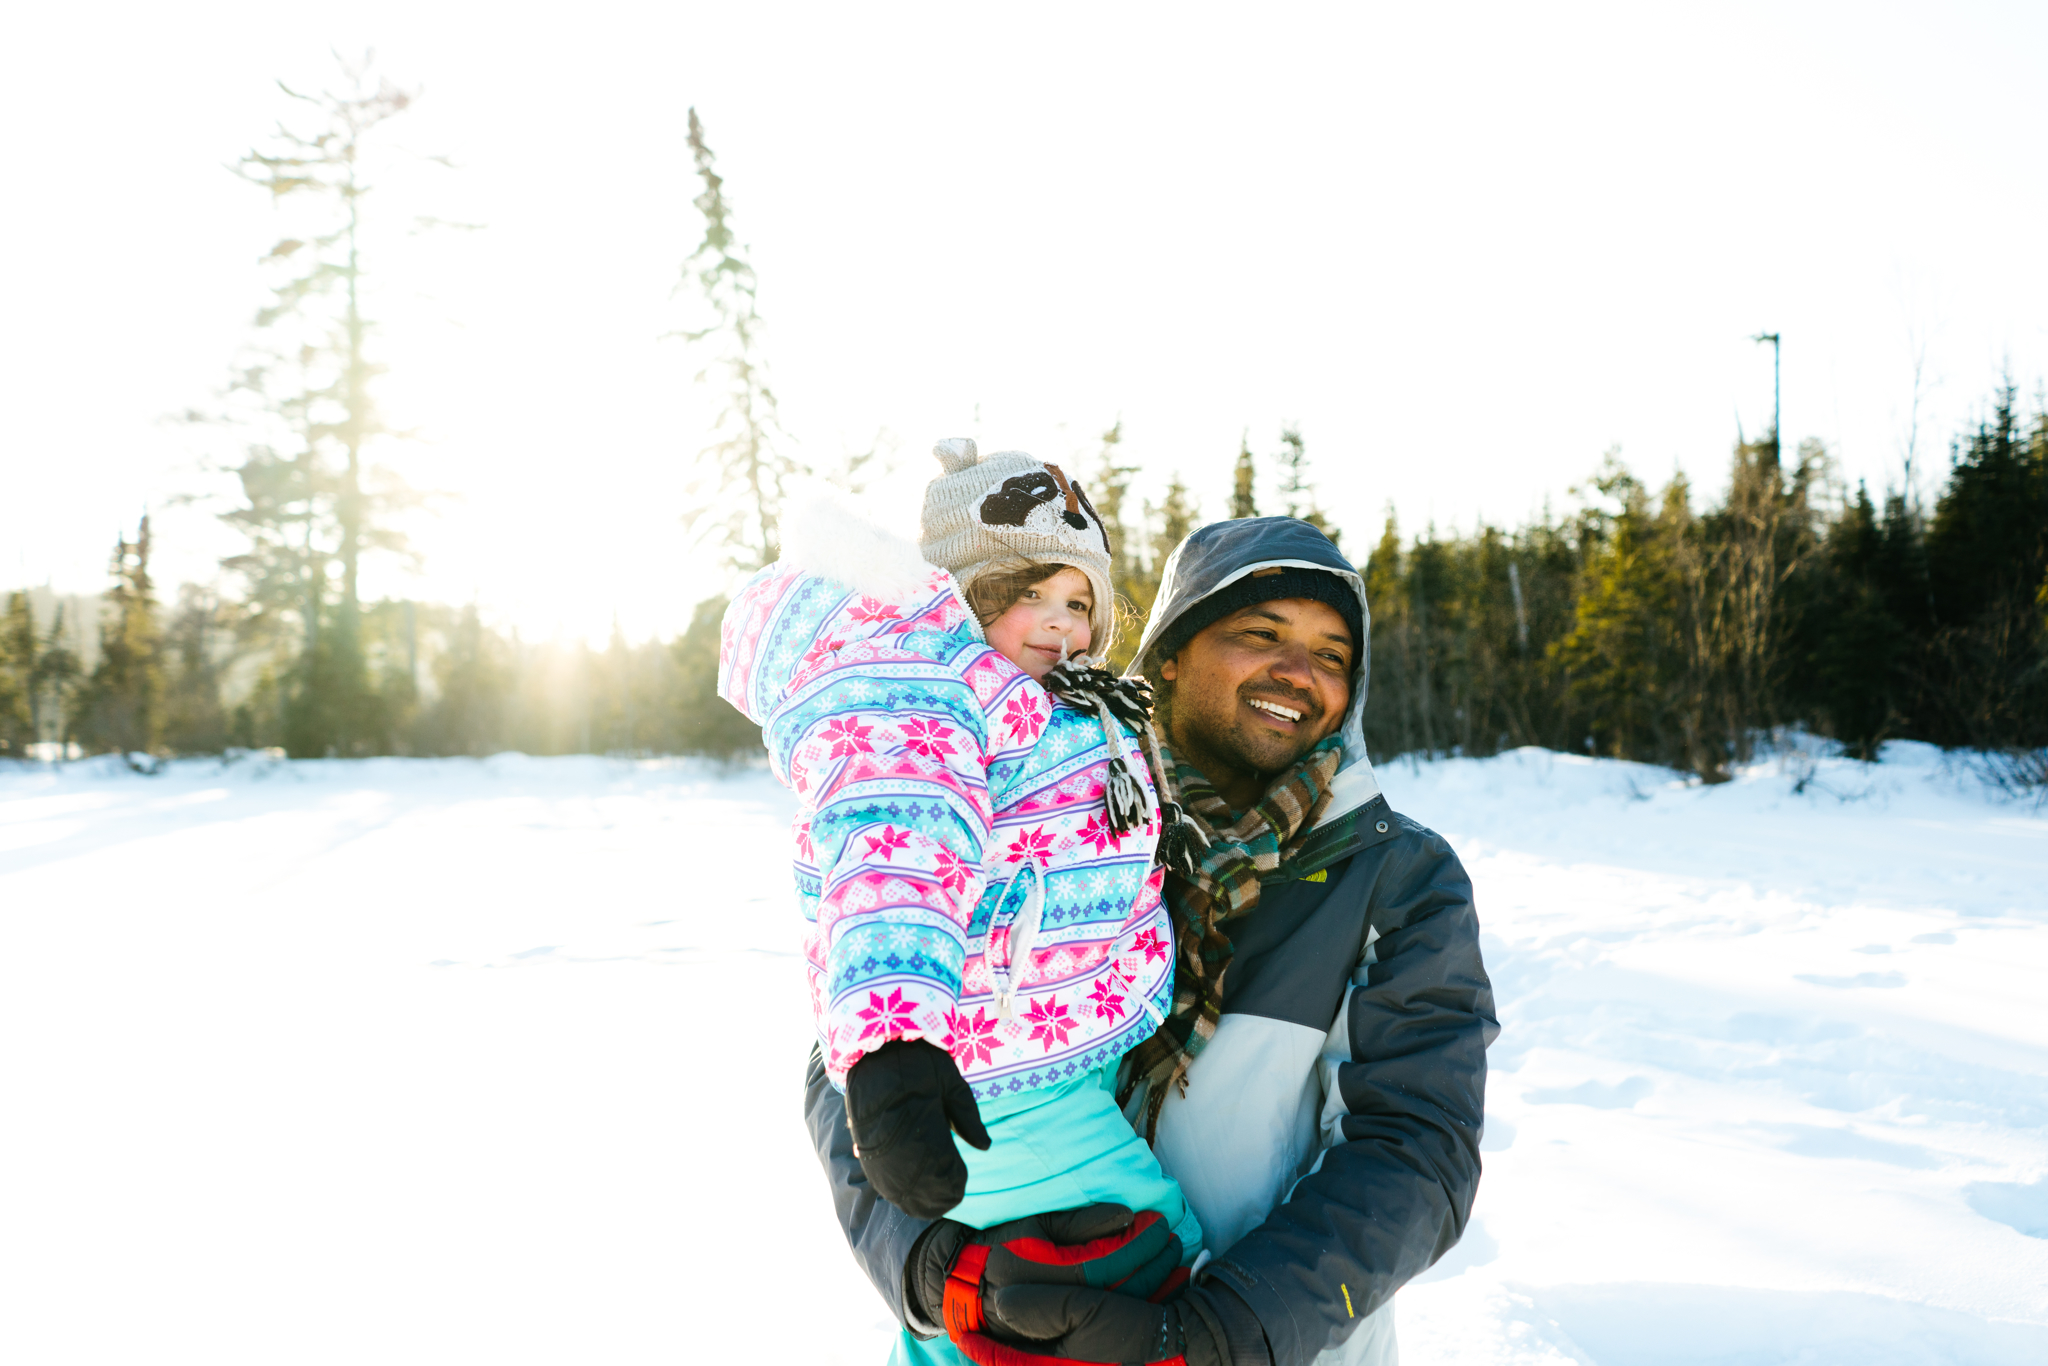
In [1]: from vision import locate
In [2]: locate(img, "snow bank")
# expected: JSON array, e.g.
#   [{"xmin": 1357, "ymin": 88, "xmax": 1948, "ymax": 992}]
[
  {"xmin": 1, "ymin": 745, "xmax": 2041, "ymax": 1365},
  {"xmin": 1393, "ymin": 743, "xmax": 2047, "ymax": 1364}
]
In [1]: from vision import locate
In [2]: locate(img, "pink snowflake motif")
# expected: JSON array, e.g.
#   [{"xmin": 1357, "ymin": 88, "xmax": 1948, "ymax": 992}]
[
  {"xmin": 856, "ymin": 987, "xmax": 920, "ymax": 1042},
  {"xmin": 1007, "ymin": 826, "xmax": 1058, "ymax": 864},
  {"xmin": 901, "ymin": 717, "xmax": 957, "ymax": 759},
  {"xmin": 863, "ymin": 825, "xmax": 911, "ymax": 861},
  {"xmin": 1001, "ymin": 693, "xmax": 1046, "ymax": 744},
  {"xmin": 847, "ymin": 596, "xmax": 904, "ymax": 625},
  {"xmin": 1132, "ymin": 928, "xmax": 1169, "ymax": 963},
  {"xmin": 1075, "ymin": 812, "xmax": 1118, "ymax": 854},
  {"xmin": 820, "ymin": 716, "xmax": 874, "ymax": 758},
  {"xmin": 1024, "ymin": 996, "xmax": 1075, "ymax": 1052},
  {"xmin": 1087, "ymin": 979, "xmax": 1125, "ymax": 1021},
  {"xmin": 932, "ymin": 846, "xmax": 971, "ymax": 894},
  {"xmin": 799, "ymin": 636, "xmax": 848, "ymax": 673},
  {"xmin": 945, "ymin": 1007, "xmax": 1002, "ymax": 1068}
]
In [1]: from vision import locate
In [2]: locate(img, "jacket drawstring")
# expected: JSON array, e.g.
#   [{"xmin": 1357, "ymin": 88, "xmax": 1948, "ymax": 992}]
[{"xmin": 989, "ymin": 860, "xmax": 1045, "ymax": 1021}]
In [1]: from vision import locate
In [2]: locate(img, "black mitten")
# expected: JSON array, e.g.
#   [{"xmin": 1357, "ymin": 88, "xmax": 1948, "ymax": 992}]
[
  {"xmin": 967, "ymin": 1281, "xmax": 1261, "ymax": 1366},
  {"xmin": 844, "ymin": 1039, "xmax": 992, "ymax": 1220}
]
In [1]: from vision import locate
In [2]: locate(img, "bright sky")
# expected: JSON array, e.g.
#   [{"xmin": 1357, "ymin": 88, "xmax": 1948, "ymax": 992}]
[{"xmin": 6, "ymin": 1, "xmax": 2046, "ymax": 641}]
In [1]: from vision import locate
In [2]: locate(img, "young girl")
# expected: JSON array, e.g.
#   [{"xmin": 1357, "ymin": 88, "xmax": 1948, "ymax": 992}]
[{"xmin": 719, "ymin": 439, "xmax": 1201, "ymax": 1363}]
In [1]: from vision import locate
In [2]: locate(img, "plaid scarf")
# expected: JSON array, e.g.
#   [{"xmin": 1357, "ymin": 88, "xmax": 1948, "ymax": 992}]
[{"xmin": 1117, "ymin": 731, "xmax": 1344, "ymax": 1139}]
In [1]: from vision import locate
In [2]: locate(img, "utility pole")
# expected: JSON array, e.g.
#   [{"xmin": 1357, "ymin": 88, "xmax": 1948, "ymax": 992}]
[{"xmin": 1751, "ymin": 331, "xmax": 1781, "ymax": 467}]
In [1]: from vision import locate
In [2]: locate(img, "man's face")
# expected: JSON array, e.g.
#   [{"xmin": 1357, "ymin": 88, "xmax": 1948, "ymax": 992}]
[{"xmin": 1158, "ymin": 596, "xmax": 1354, "ymax": 784}]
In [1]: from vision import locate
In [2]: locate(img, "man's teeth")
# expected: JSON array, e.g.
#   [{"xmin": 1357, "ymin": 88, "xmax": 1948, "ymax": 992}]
[{"xmin": 1248, "ymin": 698, "xmax": 1303, "ymax": 722}]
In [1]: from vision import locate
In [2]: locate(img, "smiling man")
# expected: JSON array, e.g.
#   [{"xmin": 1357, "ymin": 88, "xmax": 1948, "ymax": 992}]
[{"xmin": 807, "ymin": 516, "xmax": 1498, "ymax": 1366}]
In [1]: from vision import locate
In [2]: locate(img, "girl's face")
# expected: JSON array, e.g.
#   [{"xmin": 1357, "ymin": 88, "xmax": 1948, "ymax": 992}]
[{"xmin": 985, "ymin": 567, "xmax": 1095, "ymax": 679}]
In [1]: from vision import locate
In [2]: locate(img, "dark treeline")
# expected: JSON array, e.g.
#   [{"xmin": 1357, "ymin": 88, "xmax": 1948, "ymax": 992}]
[
  {"xmin": 4, "ymin": 391, "xmax": 2045, "ymax": 777},
  {"xmin": 1353, "ymin": 390, "xmax": 2048, "ymax": 781},
  {"xmin": 0, "ymin": 556, "xmax": 756, "ymax": 762}
]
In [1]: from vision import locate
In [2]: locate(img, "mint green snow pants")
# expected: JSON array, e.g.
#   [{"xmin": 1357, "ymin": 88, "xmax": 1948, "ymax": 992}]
[{"xmin": 888, "ymin": 1065, "xmax": 1203, "ymax": 1366}]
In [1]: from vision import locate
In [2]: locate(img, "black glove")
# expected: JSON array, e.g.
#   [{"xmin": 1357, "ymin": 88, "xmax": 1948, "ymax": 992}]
[
  {"xmin": 958, "ymin": 1279, "xmax": 1255, "ymax": 1366},
  {"xmin": 844, "ymin": 1038, "xmax": 991, "ymax": 1220},
  {"xmin": 907, "ymin": 1203, "xmax": 1184, "ymax": 1338}
]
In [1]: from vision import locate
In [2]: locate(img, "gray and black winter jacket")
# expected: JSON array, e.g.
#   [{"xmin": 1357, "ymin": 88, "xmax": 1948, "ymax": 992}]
[{"xmin": 804, "ymin": 517, "xmax": 1499, "ymax": 1366}]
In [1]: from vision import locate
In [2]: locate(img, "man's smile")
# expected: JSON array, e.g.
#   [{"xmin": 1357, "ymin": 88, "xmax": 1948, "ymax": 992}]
[{"xmin": 1246, "ymin": 694, "xmax": 1310, "ymax": 727}]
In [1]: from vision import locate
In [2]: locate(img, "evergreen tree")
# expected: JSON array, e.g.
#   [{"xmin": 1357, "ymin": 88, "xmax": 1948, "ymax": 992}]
[
  {"xmin": 1692, "ymin": 434, "xmax": 1822, "ymax": 756},
  {"xmin": 1107, "ymin": 473, "xmax": 1202, "ymax": 672},
  {"xmin": 672, "ymin": 595, "xmax": 763, "ymax": 757},
  {"xmin": 1921, "ymin": 386, "xmax": 2048, "ymax": 745},
  {"xmin": 219, "ymin": 443, "xmax": 321, "ymax": 655},
  {"xmin": 414, "ymin": 604, "xmax": 509, "ymax": 756},
  {"xmin": 1808, "ymin": 483, "xmax": 1911, "ymax": 757},
  {"xmin": 1091, "ymin": 421, "xmax": 1142, "ymax": 601},
  {"xmin": 1550, "ymin": 461, "xmax": 1706, "ymax": 772},
  {"xmin": 677, "ymin": 108, "xmax": 801, "ymax": 572},
  {"xmin": 73, "ymin": 517, "xmax": 164, "ymax": 762},
  {"xmin": 159, "ymin": 586, "xmax": 233, "ymax": 755},
  {"xmin": 230, "ymin": 664, "xmax": 286, "ymax": 752},
  {"xmin": 1797, "ymin": 483, "xmax": 1937, "ymax": 750},
  {"xmin": 0, "ymin": 592, "xmax": 34, "ymax": 755},
  {"xmin": 1087, "ymin": 420, "xmax": 1155, "ymax": 670},
  {"xmin": 358, "ymin": 597, "xmax": 424, "ymax": 749},
  {"xmin": 225, "ymin": 54, "xmax": 436, "ymax": 757},
  {"xmin": 1360, "ymin": 503, "xmax": 1587, "ymax": 766},
  {"xmin": 1361, "ymin": 512, "xmax": 1420, "ymax": 758},
  {"xmin": 1148, "ymin": 475, "xmax": 1201, "ymax": 583},
  {"xmin": 1498, "ymin": 513, "xmax": 1587, "ymax": 749},
  {"xmin": 1229, "ymin": 435, "xmax": 1258, "ymax": 519},
  {"xmin": 30, "ymin": 605, "xmax": 82, "ymax": 754},
  {"xmin": 1273, "ymin": 426, "xmax": 1340, "ymax": 547},
  {"xmin": 596, "ymin": 616, "xmax": 640, "ymax": 752}
]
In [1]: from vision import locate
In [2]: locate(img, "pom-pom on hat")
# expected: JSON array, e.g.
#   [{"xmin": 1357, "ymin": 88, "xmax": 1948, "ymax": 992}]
[{"xmin": 919, "ymin": 438, "xmax": 1117, "ymax": 656}]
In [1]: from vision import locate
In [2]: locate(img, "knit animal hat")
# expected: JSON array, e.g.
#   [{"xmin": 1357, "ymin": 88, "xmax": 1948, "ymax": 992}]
[{"xmin": 919, "ymin": 438, "xmax": 1117, "ymax": 657}]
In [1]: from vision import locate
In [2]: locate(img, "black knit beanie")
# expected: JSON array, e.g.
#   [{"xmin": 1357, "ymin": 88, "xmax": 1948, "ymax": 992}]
[{"xmin": 1151, "ymin": 565, "xmax": 1364, "ymax": 667}]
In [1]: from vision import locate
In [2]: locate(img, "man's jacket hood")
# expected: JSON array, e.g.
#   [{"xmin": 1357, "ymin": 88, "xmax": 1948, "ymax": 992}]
[{"xmin": 1131, "ymin": 516, "xmax": 1381, "ymax": 817}]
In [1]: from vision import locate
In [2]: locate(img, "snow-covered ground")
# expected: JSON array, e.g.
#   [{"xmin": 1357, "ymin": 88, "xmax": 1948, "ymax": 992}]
[{"xmin": 1, "ymin": 743, "xmax": 2042, "ymax": 1365}]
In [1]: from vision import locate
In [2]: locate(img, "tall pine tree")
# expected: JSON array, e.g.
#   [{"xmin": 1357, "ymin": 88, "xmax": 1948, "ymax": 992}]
[
  {"xmin": 225, "ymin": 54, "xmax": 436, "ymax": 756},
  {"xmin": 1274, "ymin": 426, "xmax": 1340, "ymax": 546},
  {"xmin": 73, "ymin": 517, "xmax": 164, "ymax": 763},
  {"xmin": 0, "ymin": 593, "xmax": 34, "ymax": 755},
  {"xmin": 1550, "ymin": 461, "xmax": 1706, "ymax": 772},
  {"xmin": 676, "ymin": 108, "xmax": 800, "ymax": 572},
  {"xmin": 1816, "ymin": 484, "xmax": 1908, "ymax": 755},
  {"xmin": 159, "ymin": 587, "xmax": 234, "ymax": 755},
  {"xmin": 1921, "ymin": 386, "xmax": 2048, "ymax": 745},
  {"xmin": 1229, "ymin": 435, "xmax": 1258, "ymax": 519}
]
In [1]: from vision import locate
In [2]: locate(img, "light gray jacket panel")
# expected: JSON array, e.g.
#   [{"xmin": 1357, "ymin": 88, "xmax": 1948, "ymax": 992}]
[{"xmin": 1195, "ymin": 815, "xmax": 1495, "ymax": 1366}]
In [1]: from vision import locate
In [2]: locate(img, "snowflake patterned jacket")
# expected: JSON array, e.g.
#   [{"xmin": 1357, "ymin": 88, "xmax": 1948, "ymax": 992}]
[{"xmin": 717, "ymin": 512, "xmax": 1173, "ymax": 1100}]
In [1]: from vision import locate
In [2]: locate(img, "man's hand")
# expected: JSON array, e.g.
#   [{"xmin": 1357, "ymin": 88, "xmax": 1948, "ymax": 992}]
[
  {"xmin": 953, "ymin": 1278, "xmax": 1251, "ymax": 1366},
  {"xmin": 844, "ymin": 1039, "xmax": 991, "ymax": 1219},
  {"xmin": 908, "ymin": 1203, "xmax": 1185, "ymax": 1345}
]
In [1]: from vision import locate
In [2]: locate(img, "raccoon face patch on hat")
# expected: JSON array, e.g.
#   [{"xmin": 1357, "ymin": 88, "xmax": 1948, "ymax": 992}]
[
  {"xmin": 977, "ymin": 463, "xmax": 1110, "ymax": 550},
  {"xmin": 919, "ymin": 437, "xmax": 1117, "ymax": 654}
]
